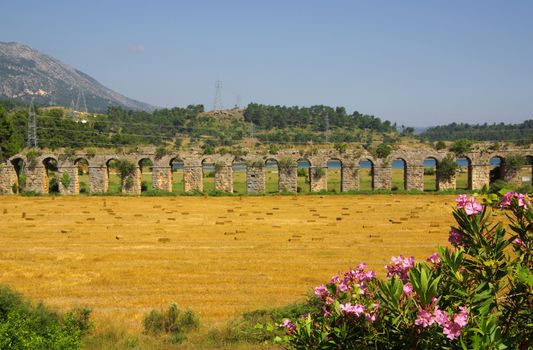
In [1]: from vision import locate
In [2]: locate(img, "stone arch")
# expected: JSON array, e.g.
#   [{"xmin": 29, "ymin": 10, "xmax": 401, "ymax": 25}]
[
  {"xmin": 456, "ymin": 156, "xmax": 472, "ymax": 190},
  {"xmin": 359, "ymin": 158, "xmax": 374, "ymax": 190},
  {"xmin": 9, "ymin": 157, "xmax": 26, "ymax": 193},
  {"xmin": 392, "ymin": 158, "xmax": 407, "ymax": 191},
  {"xmin": 423, "ymin": 157, "xmax": 438, "ymax": 191},
  {"xmin": 202, "ymin": 157, "xmax": 216, "ymax": 193},
  {"xmin": 265, "ymin": 158, "xmax": 279, "ymax": 193},
  {"xmin": 296, "ymin": 158, "xmax": 311, "ymax": 193},
  {"xmin": 326, "ymin": 158, "xmax": 342, "ymax": 192},
  {"xmin": 42, "ymin": 156, "xmax": 59, "ymax": 194},
  {"xmin": 105, "ymin": 157, "xmax": 120, "ymax": 193},
  {"xmin": 74, "ymin": 157, "xmax": 90, "ymax": 194},
  {"xmin": 232, "ymin": 159, "xmax": 247, "ymax": 194},
  {"xmin": 169, "ymin": 156, "xmax": 184, "ymax": 193},
  {"xmin": 137, "ymin": 157, "xmax": 154, "ymax": 192},
  {"xmin": 489, "ymin": 155, "xmax": 505, "ymax": 184}
]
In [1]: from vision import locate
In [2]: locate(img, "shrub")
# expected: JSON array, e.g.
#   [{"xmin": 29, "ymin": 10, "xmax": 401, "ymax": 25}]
[
  {"xmin": 79, "ymin": 182, "xmax": 89, "ymax": 194},
  {"xmin": 297, "ymin": 168, "xmax": 308, "ymax": 177},
  {"xmin": 0, "ymin": 285, "xmax": 91, "ymax": 350},
  {"xmin": 449, "ymin": 139, "xmax": 473, "ymax": 155},
  {"xmin": 60, "ymin": 173, "xmax": 71, "ymax": 190},
  {"xmin": 281, "ymin": 193, "xmax": 532, "ymax": 349},
  {"xmin": 114, "ymin": 160, "xmax": 136, "ymax": 189},
  {"xmin": 374, "ymin": 144, "xmax": 391, "ymax": 159},
  {"xmin": 143, "ymin": 303, "xmax": 199, "ymax": 344},
  {"xmin": 435, "ymin": 141, "xmax": 446, "ymax": 150},
  {"xmin": 424, "ymin": 167, "xmax": 435, "ymax": 176},
  {"xmin": 437, "ymin": 155, "xmax": 456, "ymax": 181},
  {"xmin": 279, "ymin": 158, "xmax": 294, "ymax": 171},
  {"xmin": 49, "ymin": 175, "xmax": 60, "ymax": 193},
  {"xmin": 505, "ymin": 155, "xmax": 525, "ymax": 172},
  {"xmin": 155, "ymin": 146, "xmax": 168, "ymax": 160},
  {"xmin": 26, "ymin": 150, "xmax": 41, "ymax": 170}
]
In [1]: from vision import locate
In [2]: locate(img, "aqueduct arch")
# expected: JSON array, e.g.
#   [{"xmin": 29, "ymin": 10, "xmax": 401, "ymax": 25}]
[{"xmin": 1, "ymin": 145, "xmax": 532, "ymax": 195}]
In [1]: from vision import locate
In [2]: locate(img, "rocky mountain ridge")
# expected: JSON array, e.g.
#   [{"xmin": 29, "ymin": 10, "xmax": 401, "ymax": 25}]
[{"xmin": 0, "ymin": 41, "xmax": 155, "ymax": 112}]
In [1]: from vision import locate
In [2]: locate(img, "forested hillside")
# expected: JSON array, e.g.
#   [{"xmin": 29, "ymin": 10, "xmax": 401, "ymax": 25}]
[
  {"xmin": 0, "ymin": 100, "xmax": 401, "ymax": 161},
  {"xmin": 420, "ymin": 120, "xmax": 533, "ymax": 143}
]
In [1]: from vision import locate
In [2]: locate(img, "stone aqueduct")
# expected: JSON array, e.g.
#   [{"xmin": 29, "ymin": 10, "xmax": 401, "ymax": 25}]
[{"xmin": 0, "ymin": 145, "xmax": 532, "ymax": 195}]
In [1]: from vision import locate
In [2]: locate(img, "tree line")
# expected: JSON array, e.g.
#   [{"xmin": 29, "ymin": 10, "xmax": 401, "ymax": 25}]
[{"xmin": 420, "ymin": 120, "xmax": 533, "ymax": 143}]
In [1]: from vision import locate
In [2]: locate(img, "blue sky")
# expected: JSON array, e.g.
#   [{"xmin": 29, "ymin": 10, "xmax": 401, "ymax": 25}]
[{"xmin": 1, "ymin": 0, "xmax": 532, "ymax": 126}]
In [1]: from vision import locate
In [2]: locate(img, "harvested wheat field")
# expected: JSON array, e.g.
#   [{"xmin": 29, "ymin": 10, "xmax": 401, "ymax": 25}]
[{"xmin": 0, "ymin": 194, "xmax": 480, "ymax": 331}]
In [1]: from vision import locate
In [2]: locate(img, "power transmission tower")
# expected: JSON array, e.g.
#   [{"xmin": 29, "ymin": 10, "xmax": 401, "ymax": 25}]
[
  {"xmin": 76, "ymin": 88, "xmax": 88, "ymax": 114},
  {"xmin": 249, "ymin": 120, "xmax": 255, "ymax": 138},
  {"xmin": 27, "ymin": 98, "xmax": 38, "ymax": 148},
  {"xmin": 235, "ymin": 94, "xmax": 241, "ymax": 108},
  {"xmin": 213, "ymin": 80, "xmax": 223, "ymax": 111}
]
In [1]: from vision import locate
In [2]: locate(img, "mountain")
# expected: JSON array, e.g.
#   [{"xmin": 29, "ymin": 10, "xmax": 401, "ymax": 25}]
[{"xmin": 0, "ymin": 41, "xmax": 155, "ymax": 112}]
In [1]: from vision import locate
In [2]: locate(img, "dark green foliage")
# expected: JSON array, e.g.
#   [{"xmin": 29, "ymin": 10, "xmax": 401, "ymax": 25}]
[
  {"xmin": 504, "ymin": 155, "xmax": 525, "ymax": 171},
  {"xmin": 374, "ymin": 144, "xmax": 392, "ymax": 159},
  {"xmin": 60, "ymin": 173, "xmax": 71, "ymax": 189},
  {"xmin": 437, "ymin": 155, "xmax": 457, "ymax": 180},
  {"xmin": 143, "ymin": 303, "xmax": 199, "ymax": 344},
  {"xmin": 424, "ymin": 167, "xmax": 435, "ymax": 176},
  {"xmin": 208, "ymin": 299, "xmax": 320, "ymax": 345},
  {"xmin": 435, "ymin": 141, "xmax": 446, "ymax": 150},
  {"xmin": 0, "ymin": 284, "xmax": 91, "ymax": 350},
  {"xmin": 421, "ymin": 120, "xmax": 533, "ymax": 142},
  {"xmin": 449, "ymin": 139, "xmax": 473, "ymax": 155}
]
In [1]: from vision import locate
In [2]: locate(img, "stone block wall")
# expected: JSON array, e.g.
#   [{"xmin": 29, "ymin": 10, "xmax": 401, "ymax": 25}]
[
  {"xmin": 341, "ymin": 165, "xmax": 359, "ymax": 192},
  {"xmin": 58, "ymin": 166, "xmax": 78, "ymax": 195},
  {"xmin": 471, "ymin": 164, "xmax": 490, "ymax": 190},
  {"xmin": 279, "ymin": 167, "xmax": 297, "ymax": 192},
  {"xmin": 0, "ymin": 164, "xmax": 16, "ymax": 194},
  {"xmin": 246, "ymin": 166, "xmax": 264, "ymax": 193},
  {"xmin": 184, "ymin": 166, "xmax": 202, "ymax": 192},
  {"xmin": 89, "ymin": 166, "xmax": 108, "ymax": 193},
  {"xmin": 373, "ymin": 165, "xmax": 391, "ymax": 190},
  {"xmin": 215, "ymin": 166, "xmax": 233, "ymax": 192},
  {"xmin": 152, "ymin": 166, "xmax": 172, "ymax": 192},
  {"xmin": 406, "ymin": 165, "xmax": 424, "ymax": 191},
  {"xmin": 438, "ymin": 174, "xmax": 456, "ymax": 191}
]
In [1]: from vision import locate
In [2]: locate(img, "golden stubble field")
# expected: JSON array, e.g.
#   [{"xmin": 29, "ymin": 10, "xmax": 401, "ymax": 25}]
[{"xmin": 0, "ymin": 195, "xmax": 468, "ymax": 331}]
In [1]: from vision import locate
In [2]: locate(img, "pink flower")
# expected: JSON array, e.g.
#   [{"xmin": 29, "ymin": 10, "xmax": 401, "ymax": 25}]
[
  {"xmin": 365, "ymin": 312, "xmax": 377, "ymax": 323},
  {"xmin": 282, "ymin": 319, "xmax": 296, "ymax": 334},
  {"xmin": 385, "ymin": 256, "xmax": 415, "ymax": 281},
  {"xmin": 314, "ymin": 284, "xmax": 328, "ymax": 298},
  {"xmin": 456, "ymin": 194, "xmax": 468, "ymax": 208},
  {"xmin": 456, "ymin": 194, "xmax": 483, "ymax": 215},
  {"xmin": 403, "ymin": 283, "xmax": 414, "ymax": 295},
  {"xmin": 464, "ymin": 200, "xmax": 483, "ymax": 216},
  {"xmin": 330, "ymin": 275, "xmax": 340, "ymax": 284},
  {"xmin": 449, "ymin": 229, "xmax": 462, "ymax": 247},
  {"xmin": 454, "ymin": 306, "xmax": 468, "ymax": 327},
  {"xmin": 357, "ymin": 262, "xmax": 367, "ymax": 269},
  {"xmin": 339, "ymin": 302, "xmax": 365, "ymax": 316},
  {"xmin": 443, "ymin": 321, "xmax": 462, "ymax": 340},
  {"xmin": 323, "ymin": 307, "xmax": 332, "ymax": 317},
  {"xmin": 433, "ymin": 306, "xmax": 449, "ymax": 326},
  {"xmin": 513, "ymin": 238, "xmax": 526, "ymax": 248},
  {"xmin": 415, "ymin": 309, "xmax": 435, "ymax": 328},
  {"xmin": 426, "ymin": 252, "xmax": 441, "ymax": 264},
  {"xmin": 338, "ymin": 282, "xmax": 349, "ymax": 292}
]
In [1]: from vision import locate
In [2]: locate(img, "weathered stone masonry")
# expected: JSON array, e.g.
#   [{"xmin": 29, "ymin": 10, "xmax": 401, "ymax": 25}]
[{"xmin": 1, "ymin": 146, "xmax": 531, "ymax": 195}]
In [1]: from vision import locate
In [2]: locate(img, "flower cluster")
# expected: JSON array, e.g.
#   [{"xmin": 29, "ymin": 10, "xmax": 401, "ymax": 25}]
[
  {"xmin": 426, "ymin": 252, "xmax": 441, "ymax": 264},
  {"xmin": 281, "ymin": 319, "xmax": 296, "ymax": 334},
  {"xmin": 456, "ymin": 194, "xmax": 483, "ymax": 215},
  {"xmin": 500, "ymin": 192, "xmax": 530, "ymax": 209},
  {"xmin": 314, "ymin": 263, "xmax": 379, "ymax": 322},
  {"xmin": 415, "ymin": 304, "xmax": 468, "ymax": 340},
  {"xmin": 385, "ymin": 255, "xmax": 415, "ymax": 281},
  {"xmin": 448, "ymin": 228, "xmax": 462, "ymax": 247}
]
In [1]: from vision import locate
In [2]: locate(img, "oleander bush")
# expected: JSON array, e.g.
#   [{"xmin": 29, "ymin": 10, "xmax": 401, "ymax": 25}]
[{"xmin": 280, "ymin": 192, "xmax": 532, "ymax": 349}]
